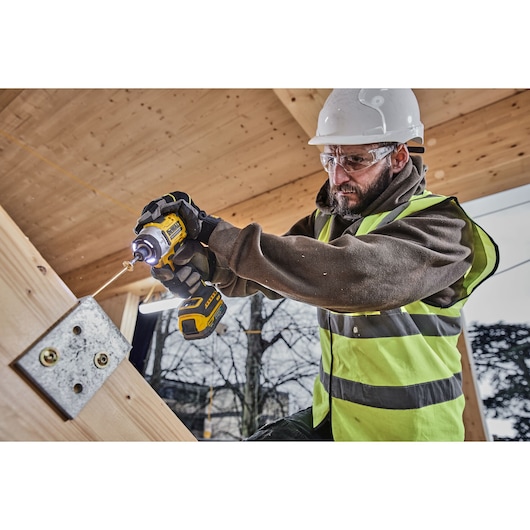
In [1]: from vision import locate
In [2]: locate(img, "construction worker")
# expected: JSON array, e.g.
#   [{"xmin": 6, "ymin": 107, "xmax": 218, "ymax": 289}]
[{"xmin": 135, "ymin": 89, "xmax": 499, "ymax": 441}]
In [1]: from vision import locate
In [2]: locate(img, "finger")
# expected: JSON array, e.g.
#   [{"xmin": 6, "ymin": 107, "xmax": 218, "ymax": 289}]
[
  {"xmin": 165, "ymin": 191, "xmax": 191, "ymax": 203},
  {"xmin": 135, "ymin": 198, "xmax": 168, "ymax": 232},
  {"xmin": 177, "ymin": 201, "xmax": 201, "ymax": 239},
  {"xmin": 189, "ymin": 250, "xmax": 211, "ymax": 278},
  {"xmin": 175, "ymin": 266, "xmax": 201, "ymax": 294},
  {"xmin": 175, "ymin": 266, "xmax": 193, "ymax": 283},
  {"xmin": 172, "ymin": 240, "xmax": 203, "ymax": 266},
  {"xmin": 159, "ymin": 202, "xmax": 183, "ymax": 215},
  {"xmin": 151, "ymin": 266, "xmax": 174, "ymax": 282}
]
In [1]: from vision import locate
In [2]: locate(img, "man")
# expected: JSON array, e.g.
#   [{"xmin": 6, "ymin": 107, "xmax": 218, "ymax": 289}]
[{"xmin": 135, "ymin": 89, "xmax": 499, "ymax": 441}]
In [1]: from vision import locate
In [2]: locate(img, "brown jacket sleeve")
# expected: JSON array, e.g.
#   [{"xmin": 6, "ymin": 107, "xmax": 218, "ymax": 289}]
[{"xmin": 208, "ymin": 200, "xmax": 475, "ymax": 313}]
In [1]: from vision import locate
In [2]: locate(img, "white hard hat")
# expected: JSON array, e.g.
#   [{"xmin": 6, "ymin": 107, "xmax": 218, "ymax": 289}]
[{"xmin": 308, "ymin": 88, "xmax": 424, "ymax": 146}]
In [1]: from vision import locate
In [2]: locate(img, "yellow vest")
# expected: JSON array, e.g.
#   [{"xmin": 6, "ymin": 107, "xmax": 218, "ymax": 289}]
[{"xmin": 313, "ymin": 191, "xmax": 499, "ymax": 441}]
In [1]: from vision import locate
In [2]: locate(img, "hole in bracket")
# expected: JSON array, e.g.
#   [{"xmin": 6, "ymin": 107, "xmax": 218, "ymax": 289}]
[
  {"xmin": 73, "ymin": 383, "xmax": 83, "ymax": 394},
  {"xmin": 72, "ymin": 326, "xmax": 82, "ymax": 335}
]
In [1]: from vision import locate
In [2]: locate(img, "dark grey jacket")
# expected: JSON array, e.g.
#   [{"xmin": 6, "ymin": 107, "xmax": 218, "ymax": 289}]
[{"xmin": 208, "ymin": 156, "xmax": 475, "ymax": 313}]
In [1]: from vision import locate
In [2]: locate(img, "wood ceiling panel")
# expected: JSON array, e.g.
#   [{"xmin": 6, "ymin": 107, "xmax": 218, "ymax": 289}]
[
  {"xmin": 215, "ymin": 89, "xmax": 530, "ymax": 227},
  {"xmin": 415, "ymin": 88, "xmax": 521, "ymax": 128},
  {"xmin": 273, "ymin": 88, "xmax": 331, "ymax": 139},
  {"xmin": 273, "ymin": 89, "xmax": 522, "ymax": 135},
  {"xmin": 0, "ymin": 89, "xmax": 22, "ymax": 113},
  {"xmin": 1, "ymin": 88, "xmax": 314, "ymax": 207},
  {"xmin": 422, "ymin": 90, "xmax": 530, "ymax": 201},
  {"xmin": 0, "ymin": 89, "xmax": 320, "ymax": 278}
]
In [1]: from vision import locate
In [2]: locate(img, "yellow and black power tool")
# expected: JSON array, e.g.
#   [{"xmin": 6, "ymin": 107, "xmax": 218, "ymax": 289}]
[{"xmin": 131, "ymin": 213, "xmax": 226, "ymax": 340}]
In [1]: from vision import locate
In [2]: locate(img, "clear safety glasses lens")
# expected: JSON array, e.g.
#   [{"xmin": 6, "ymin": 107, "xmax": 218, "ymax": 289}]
[{"xmin": 320, "ymin": 145, "xmax": 395, "ymax": 174}]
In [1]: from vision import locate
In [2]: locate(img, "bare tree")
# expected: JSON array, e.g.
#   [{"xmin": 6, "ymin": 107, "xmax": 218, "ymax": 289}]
[
  {"xmin": 469, "ymin": 321, "xmax": 530, "ymax": 440},
  {"xmin": 142, "ymin": 292, "xmax": 320, "ymax": 439}
]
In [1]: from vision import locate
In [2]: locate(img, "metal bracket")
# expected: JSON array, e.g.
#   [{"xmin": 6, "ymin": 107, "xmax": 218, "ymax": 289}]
[{"xmin": 15, "ymin": 296, "xmax": 131, "ymax": 419}]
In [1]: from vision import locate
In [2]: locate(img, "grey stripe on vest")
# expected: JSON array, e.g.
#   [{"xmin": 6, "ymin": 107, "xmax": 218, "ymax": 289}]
[
  {"xmin": 320, "ymin": 362, "xmax": 463, "ymax": 410},
  {"xmin": 318, "ymin": 309, "xmax": 462, "ymax": 338},
  {"xmin": 374, "ymin": 195, "xmax": 446, "ymax": 229},
  {"xmin": 375, "ymin": 201, "xmax": 411, "ymax": 227}
]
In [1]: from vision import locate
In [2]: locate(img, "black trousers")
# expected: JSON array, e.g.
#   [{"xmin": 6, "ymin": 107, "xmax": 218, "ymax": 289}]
[{"xmin": 246, "ymin": 407, "xmax": 334, "ymax": 441}]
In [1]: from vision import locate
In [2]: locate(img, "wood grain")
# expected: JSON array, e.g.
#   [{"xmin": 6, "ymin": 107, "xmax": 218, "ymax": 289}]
[{"xmin": 0, "ymin": 205, "xmax": 196, "ymax": 441}]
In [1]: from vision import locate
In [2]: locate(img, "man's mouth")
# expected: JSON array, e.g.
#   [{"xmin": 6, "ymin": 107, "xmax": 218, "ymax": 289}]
[{"xmin": 333, "ymin": 186, "xmax": 358, "ymax": 196}]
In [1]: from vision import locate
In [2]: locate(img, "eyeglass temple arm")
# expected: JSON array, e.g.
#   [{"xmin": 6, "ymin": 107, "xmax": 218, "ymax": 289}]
[{"xmin": 407, "ymin": 145, "xmax": 425, "ymax": 153}]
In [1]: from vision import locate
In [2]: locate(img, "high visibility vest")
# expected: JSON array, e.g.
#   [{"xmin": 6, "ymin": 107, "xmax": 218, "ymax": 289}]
[{"xmin": 313, "ymin": 191, "xmax": 499, "ymax": 441}]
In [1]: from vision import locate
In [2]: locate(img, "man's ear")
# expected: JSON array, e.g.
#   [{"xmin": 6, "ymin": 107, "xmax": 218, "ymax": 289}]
[{"xmin": 391, "ymin": 144, "xmax": 409, "ymax": 173}]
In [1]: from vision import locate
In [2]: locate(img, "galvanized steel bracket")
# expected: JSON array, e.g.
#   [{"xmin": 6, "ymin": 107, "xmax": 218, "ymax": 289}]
[{"xmin": 15, "ymin": 296, "xmax": 131, "ymax": 419}]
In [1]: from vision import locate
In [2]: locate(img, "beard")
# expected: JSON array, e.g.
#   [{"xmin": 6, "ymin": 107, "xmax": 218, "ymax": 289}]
[{"xmin": 330, "ymin": 164, "xmax": 393, "ymax": 217}]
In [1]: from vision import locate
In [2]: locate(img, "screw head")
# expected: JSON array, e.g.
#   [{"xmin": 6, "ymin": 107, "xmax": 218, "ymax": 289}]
[
  {"xmin": 94, "ymin": 352, "xmax": 109, "ymax": 368},
  {"xmin": 39, "ymin": 347, "xmax": 59, "ymax": 367}
]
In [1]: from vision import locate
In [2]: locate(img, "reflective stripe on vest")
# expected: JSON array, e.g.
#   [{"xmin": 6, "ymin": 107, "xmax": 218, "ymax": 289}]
[
  {"xmin": 313, "ymin": 191, "xmax": 499, "ymax": 440},
  {"xmin": 319, "ymin": 360, "xmax": 463, "ymax": 410},
  {"xmin": 317, "ymin": 307, "xmax": 462, "ymax": 339}
]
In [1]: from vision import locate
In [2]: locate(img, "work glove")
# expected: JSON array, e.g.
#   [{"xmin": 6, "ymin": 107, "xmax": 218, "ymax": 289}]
[
  {"xmin": 151, "ymin": 240, "xmax": 217, "ymax": 296},
  {"xmin": 135, "ymin": 191, "xmax": 221, "ymax": 245},
  {"xmin": 152, "ymin": 264, "xmax": 203, "ymax": 298},
  {"xmin": 171, "ymin": 240, "xmax": 216, "ymax": 278},
  {"xmin": 134, "ymin": 192, "xmax": 190, "ymax": 233}
]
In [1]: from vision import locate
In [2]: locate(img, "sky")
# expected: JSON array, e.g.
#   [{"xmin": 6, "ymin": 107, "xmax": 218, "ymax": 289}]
[{"xmin": 462, "ymin": 183, "xmax": 530, "ymax": 327}]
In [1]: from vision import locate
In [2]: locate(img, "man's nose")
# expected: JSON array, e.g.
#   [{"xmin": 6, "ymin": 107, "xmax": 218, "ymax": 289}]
[{"xmin": 329, "ymin": 164, "xmax": 351, "ymax": 186}]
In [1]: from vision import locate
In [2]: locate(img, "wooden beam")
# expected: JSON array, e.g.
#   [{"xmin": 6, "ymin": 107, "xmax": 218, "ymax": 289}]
[
  {"xmin": 273, "ymin": 88, "xmax": 330, "ymax": 139},
  {"xmin": 0, "ymin": 89, "xmax": 23, "ymax": 113},
  {"xmin": 415, "ymin": 89, "xmax": 521, "ymax": 128},
  {"xmin": 0, "ymin": 204, "xmax": 196, "ymax": 441},
  {"xmin": 423, "ymin": 90, "xmax": 530, "ymax": 202},
  {"xmin": 99, "ymin": 292, "xmax": 140, "ymax": 344},
  {"xmin": 215, "ymin": 169, "xmax": 325, "ymax": 233},
  {"xmin": 459, "ymin": 329, "xmax": 490, "ymax": 441},
  {"xmin": 273, "ymin": 88, "xmax": 522, "ymax": 135}
]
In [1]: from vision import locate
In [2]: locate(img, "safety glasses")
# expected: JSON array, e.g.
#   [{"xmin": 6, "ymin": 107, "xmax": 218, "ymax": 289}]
[{"xmin": 320, "ymin": 144, "xmax": 395, "ymax": 175}]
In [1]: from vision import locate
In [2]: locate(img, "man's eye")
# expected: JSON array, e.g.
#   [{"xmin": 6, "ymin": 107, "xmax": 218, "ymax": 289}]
[
  {"xmin": 345, "ymin": 155, "xmax": 366, "ymax": 164},
  {"xmin": 342, "ymin": 155, "xmax": 369, "ymax": 170}
]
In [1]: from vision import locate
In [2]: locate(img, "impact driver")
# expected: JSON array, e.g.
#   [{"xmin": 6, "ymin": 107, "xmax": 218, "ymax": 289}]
[{"xmin": 131, "ymin": 212, "xmax": 226, "ymax": 340}]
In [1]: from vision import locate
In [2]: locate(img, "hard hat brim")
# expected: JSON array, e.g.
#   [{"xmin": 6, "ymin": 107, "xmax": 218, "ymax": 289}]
[{"xmin": 308, "ymin": 133, "xmax": 424, "ymax": 146}]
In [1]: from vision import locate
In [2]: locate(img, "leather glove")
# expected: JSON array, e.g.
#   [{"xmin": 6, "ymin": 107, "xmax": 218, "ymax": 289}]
[{"xmin": 135, "ymin": 191, "xmax": 221, "ymax": 244}]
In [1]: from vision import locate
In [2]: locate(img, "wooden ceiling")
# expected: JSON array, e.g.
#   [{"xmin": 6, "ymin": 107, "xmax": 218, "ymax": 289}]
[{"xmin": 1, "ymin": 89, "xmax": 528, "ymax": 301}]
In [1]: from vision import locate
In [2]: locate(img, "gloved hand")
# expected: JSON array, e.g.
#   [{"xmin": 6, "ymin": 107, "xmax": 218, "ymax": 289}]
[
  {"xmin": 171, "ymin": 240, "xmax": 216, "ymax": 279},
  {"xmin": 134, "ymin": 192, "xmax": 190, "ymax": 233},
  {"xmin": 135, "ymin": 191, "xmax": 221, "ymax": 245},
  {"xmin": 152, "ymin": 264, "xmax": 203, "ymax": 298},
  {"xmin": 151, "ymin": 240, "xmax": 217, "ymax": 297}
]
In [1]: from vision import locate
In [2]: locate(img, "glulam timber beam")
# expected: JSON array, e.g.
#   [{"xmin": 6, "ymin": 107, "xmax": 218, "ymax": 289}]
[{"xmin": 0, "ymin": 204, "xmax": 196, "ymax": 441}]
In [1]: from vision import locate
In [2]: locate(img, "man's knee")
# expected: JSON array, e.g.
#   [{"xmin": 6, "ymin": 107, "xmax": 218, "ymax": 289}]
[{"xmin": 246, "ymin": 408, "xmax": 332, "ymax": 441}]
